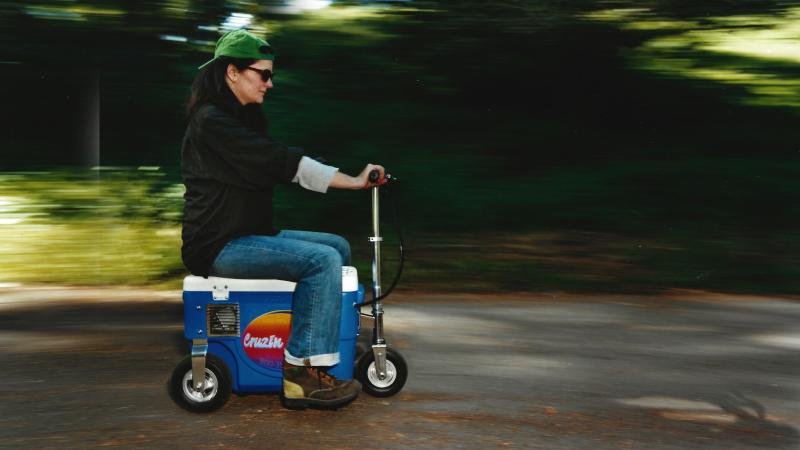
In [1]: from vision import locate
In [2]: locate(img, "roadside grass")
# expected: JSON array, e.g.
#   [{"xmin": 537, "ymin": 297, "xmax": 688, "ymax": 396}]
[{"xmin": 1, "ymin": 164, "xmax": 796, "ymax": 296}]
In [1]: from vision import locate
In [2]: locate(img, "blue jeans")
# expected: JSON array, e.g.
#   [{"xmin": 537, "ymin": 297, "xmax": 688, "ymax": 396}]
[{"xmin": 209, "ymin": 230, "xmax": 351, "ymax": 366}]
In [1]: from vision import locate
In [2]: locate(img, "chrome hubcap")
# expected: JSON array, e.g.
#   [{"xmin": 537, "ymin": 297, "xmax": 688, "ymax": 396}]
[
  {"xmin": 367, "ymin": 360, "xmax": 397, "ymax": 388},
  {"xmin": 181, "ymin": 368, "xmax": 218, "ymax": 403}
]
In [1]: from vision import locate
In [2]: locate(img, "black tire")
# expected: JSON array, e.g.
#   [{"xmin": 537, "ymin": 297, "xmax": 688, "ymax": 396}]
[
  {"xmin": 168, "ymin": 354, "xmax": 232, "ymax": 413},
  {"xmin": 355, "ymin": 347, "xmax": 407, "ymax": 397}
]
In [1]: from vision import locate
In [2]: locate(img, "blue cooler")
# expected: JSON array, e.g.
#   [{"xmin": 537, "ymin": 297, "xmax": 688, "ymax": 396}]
[{"xmin": 182, "ymin": 266, "xmax": 365, "ymax": 393}]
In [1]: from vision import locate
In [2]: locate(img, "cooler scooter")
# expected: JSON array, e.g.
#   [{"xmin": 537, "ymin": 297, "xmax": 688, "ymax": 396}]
[{"xmin": 168, "ymin": 170, "xmax": 406, "ymax": 412}]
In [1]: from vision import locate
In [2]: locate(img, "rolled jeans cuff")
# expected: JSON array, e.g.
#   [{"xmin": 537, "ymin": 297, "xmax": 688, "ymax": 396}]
[{"xmin": 284, "ymin": 349, "xmax": 340, "ymax": 367}]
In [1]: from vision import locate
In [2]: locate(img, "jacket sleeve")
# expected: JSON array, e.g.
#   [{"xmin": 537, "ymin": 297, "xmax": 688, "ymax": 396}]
[{"xmin": 193, "ymin": 105, "xmax": 304, "ymax": 189}]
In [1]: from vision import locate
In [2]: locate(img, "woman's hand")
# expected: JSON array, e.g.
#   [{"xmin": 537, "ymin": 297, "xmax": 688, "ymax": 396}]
[{"xmin": 329, "ymin": 163, "xmax": 386, "ymax": 190}]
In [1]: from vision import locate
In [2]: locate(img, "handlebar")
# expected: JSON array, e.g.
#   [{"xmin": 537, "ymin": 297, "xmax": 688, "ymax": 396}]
[
  {"xmin": 369, "ymin": 169, "xmax": 395, "ymax": 184},
  {"xmin": 368, "ymin": 169, "xmax": 381, "ymax": 183}
]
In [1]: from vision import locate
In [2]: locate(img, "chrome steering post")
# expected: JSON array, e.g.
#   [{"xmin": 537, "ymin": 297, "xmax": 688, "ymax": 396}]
[{"xmin": 370, "ymin": 184, "xmax": 388, "ymax": 379}]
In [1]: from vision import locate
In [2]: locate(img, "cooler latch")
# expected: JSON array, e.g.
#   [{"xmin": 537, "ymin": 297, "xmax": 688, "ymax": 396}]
[{"xmin": 209, "ymin": 278, "xmax": 230, "ymax": 301}]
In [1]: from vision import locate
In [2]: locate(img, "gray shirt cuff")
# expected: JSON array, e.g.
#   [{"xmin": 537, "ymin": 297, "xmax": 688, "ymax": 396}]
[{"xmin": 292, "ymin": 156, "xmax": 339, "ymax": 193}]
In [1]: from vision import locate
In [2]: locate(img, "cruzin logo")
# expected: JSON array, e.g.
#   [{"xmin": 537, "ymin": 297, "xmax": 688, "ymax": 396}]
[
  {"xmin": 243, "ymin": 333, "xmax": 284, "ymax": 349},
  {"xmin": 242, "ymin": 311, "xmax": 292, "ymax": 370}
]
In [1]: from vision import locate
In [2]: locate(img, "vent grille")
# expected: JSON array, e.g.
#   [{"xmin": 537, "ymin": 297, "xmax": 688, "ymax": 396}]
[{"xmin": 207, "ymin": 304, "xmax": 240, "ymax": 336}]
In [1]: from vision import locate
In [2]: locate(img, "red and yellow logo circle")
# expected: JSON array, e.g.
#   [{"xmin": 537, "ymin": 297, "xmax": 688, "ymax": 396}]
[{"xmin": 242, "ymin": 311, "xmax": 292, "ymax": 370}]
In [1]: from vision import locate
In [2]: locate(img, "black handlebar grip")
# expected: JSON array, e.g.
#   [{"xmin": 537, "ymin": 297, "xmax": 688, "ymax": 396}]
[{"xmin": 368, "ymin": 169, "xmax": 381, "ymax": 183}]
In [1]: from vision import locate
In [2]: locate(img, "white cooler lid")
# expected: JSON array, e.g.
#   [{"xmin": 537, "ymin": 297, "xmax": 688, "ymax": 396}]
[{"xmin": 184, "ymin": 266, "xmax": 359, "ymax": 292}]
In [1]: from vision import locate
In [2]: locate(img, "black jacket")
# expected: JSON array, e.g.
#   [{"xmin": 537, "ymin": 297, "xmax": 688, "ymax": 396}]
[{"xmin": 180, "ymin": 90, "xmax": 303, "ymax": 276}]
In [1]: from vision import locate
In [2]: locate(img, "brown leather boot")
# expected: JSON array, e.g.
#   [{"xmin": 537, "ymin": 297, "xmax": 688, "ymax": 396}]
[{"xmin": 282, "ymin": 361, "xmax": 361, "ymax": 409}]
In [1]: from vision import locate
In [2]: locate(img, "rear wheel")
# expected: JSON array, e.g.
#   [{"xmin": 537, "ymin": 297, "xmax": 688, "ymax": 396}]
[
  {"xmin": 168, "ymin": 354, "xmax": 231, "ymax": 413},
  {"xmin": 356, "ymin": 347, "xmax": 407, "ymax": 397}
]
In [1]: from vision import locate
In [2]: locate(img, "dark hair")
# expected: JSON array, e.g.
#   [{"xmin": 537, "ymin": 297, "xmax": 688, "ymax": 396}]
[
  {"xmin": 186, "ymin": 56, "xmax": 268, "ymax": 133},
  {"xmin": 187, "ymin": 57, "xmax": 248, "ymax": 116}
]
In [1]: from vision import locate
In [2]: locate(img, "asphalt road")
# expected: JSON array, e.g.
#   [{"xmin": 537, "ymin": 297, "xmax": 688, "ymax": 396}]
[{"xmin": 0, "ymin": 288, "xmax": 798, "ymax": 449}]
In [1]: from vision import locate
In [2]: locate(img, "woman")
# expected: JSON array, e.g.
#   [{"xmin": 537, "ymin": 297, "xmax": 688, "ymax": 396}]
[{"xmin": 181, "ymin": 29, "xmax": 384, "ymax": 409}]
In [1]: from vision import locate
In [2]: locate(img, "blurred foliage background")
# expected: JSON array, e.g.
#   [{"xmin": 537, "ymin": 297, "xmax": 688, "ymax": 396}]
[{"xmin": 0, "ymin": 0, "xmax": 798, "ymax": 294}]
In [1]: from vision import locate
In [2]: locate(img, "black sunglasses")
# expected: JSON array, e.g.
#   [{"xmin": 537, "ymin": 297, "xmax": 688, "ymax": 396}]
[{"xmin": 246, "ymin": 66, "xmax": 273, "ymax": 82}]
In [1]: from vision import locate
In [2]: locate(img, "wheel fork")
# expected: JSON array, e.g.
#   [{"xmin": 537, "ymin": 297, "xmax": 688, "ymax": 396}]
[{"xmin": 191, "ymin": 338, "xmax": 208, "ymax": 391}]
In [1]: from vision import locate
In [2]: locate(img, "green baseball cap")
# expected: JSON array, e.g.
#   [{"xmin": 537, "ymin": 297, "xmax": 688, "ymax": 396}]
[{"xmin": 198, "ymin": 29, "xmax": 275, "ymax": 69}]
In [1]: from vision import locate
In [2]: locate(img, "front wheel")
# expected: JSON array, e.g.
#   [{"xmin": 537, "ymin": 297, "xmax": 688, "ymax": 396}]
[
  {"xmin": 355, "ymin": 347, "xmax": 407, "ymax": 397},
  {"xmin": 168, "ymin": 354, "xmax": 232, "ymax": 413}
]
